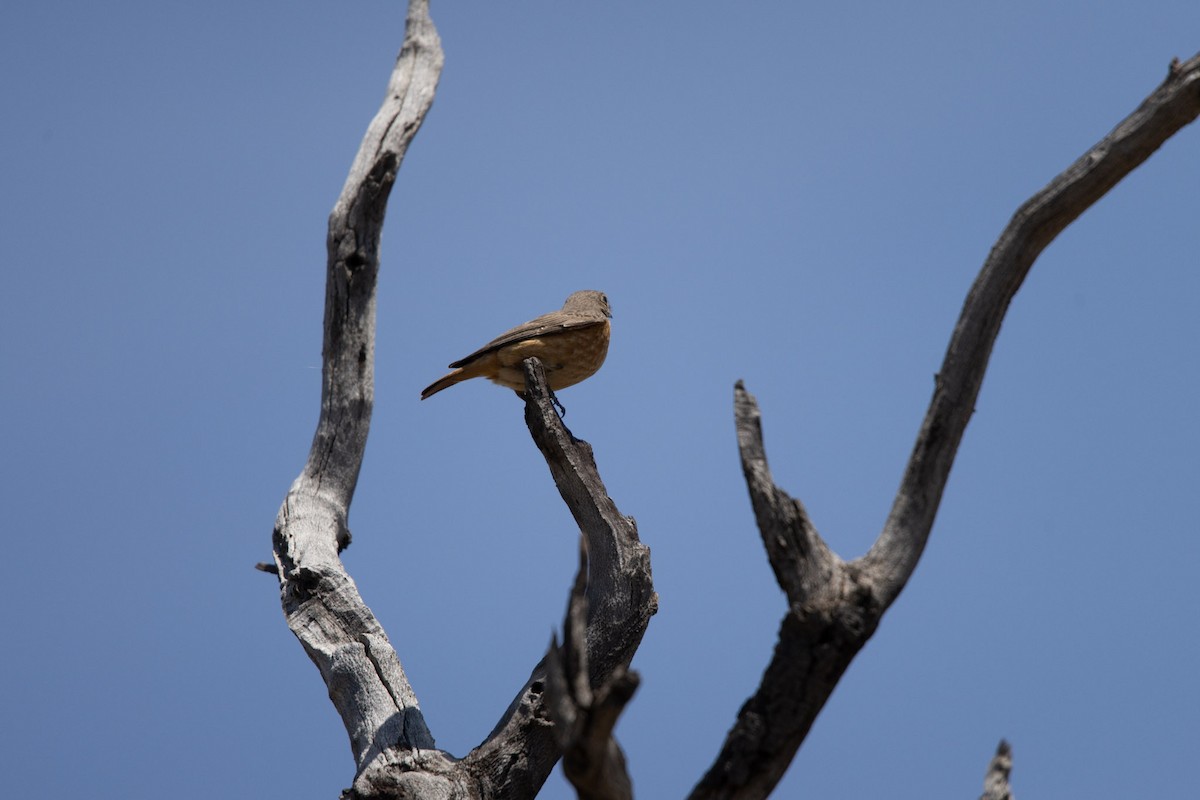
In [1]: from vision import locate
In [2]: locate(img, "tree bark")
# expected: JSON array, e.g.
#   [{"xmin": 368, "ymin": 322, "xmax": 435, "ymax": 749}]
[
  {"xmin": 458, "ymin": 358, "xmax": 655, "ymax": 798},
  {"xmin": 270, "ymin": 17, "xmax": 656, "ymax": 791},
  {"xmin": 691, "ymin": 53, "xmax": 1200, "ymax": 800},
  {"xmin": 269, "ymin": 2, "xmax": 1199, "ymax": 793},
  {"xmin": 979, "ymin": 740, "xmax": 1014, "ymax": 800},
  {"xmin": 545, "ymin": 539, "xmax": 640, "ymax": 800},
  {"xmin": 271, "ymin": 1, "xmax": 444, "ymax": 792}
]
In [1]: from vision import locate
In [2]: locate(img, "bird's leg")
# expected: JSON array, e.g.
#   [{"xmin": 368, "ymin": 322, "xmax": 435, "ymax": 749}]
[
  {"xmin": 516, "ymin": 388, "xmax": 566, "ymax": 418},
  {"xmin": 549, "ymin": 388, "xmax": 567, "ymax": 418}
]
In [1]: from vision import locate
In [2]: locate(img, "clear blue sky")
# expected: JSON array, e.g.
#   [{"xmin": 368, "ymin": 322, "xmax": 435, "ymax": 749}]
[{"xmin": 2, "ymin": 2, "xmax": 1198, "ymax": 798}]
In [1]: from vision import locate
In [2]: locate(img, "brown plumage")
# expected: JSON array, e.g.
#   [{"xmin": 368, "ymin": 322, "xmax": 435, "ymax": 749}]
[{"xmin": 420, "ymin": 290, "xmax": 612, "ymax": 400}]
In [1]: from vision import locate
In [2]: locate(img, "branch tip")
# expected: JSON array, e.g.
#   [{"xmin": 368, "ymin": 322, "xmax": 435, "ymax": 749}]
[{"xmin": 980, "ymin": 738, "xmax": 1014, "ymax": 800}]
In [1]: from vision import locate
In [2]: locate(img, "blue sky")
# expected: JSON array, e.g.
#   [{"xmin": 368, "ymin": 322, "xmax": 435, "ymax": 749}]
[{"xmin": 2, "ymin": 2, "xmax": 1198, "ymax": 798}]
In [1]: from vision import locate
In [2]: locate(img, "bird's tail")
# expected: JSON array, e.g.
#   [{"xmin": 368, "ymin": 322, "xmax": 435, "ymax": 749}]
[{"xmin": 420, "ymin": 369, "xmax": 468, "ymax": 400}]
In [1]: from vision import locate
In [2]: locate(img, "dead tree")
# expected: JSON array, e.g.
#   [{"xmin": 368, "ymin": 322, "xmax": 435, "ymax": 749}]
[{"xmin": 265, "ymin": 1, "xmax": 1200, "ymax": 797}]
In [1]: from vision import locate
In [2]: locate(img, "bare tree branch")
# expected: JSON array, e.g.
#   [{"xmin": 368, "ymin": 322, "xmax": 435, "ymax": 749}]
[
  {"xmin": 692, "ymin": 53, "xmax": 1200, "ymax": 800},
  {"xmin": 270, "ymin": 0, "xmax": 445, "ymax": 788},
  {"xmin": 733, "ymin": 385, "xmax": 840, "ymax": 605},
  {"xmin": 272, "ymin": 0, "xmax": 1196, "ymax": 792},
  {"xmin": 545, "ymin": 541, "xmax": 639, "ymax": 800},
  {"xmin": 520, "ymin": 358, "xmax": 657, "ymax": 680},
  {"xmin": 862, "ymin": 52, "xmax": 1200, "ymax": 603},
  {"xmin": 980, "ymin": 740, "xmax": 1014, "ymax": 800},
  {"xmin": 688, "ymin": 384, "xmax": 881, "ymax": 800},
  {"xmin": 460, "ymin": 358, "xmax": 656, "ymax": 798}
]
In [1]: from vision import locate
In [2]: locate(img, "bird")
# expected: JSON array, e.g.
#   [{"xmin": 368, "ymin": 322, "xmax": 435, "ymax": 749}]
[{"xmin": 420, "ymin": 290, "xmax": 612, "ymax": 403}]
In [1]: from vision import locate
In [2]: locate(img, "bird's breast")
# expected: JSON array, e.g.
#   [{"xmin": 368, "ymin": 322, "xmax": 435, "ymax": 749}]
[{"xmin": 496, "ymin": 320, "xmax": 610, "ymax": 390}]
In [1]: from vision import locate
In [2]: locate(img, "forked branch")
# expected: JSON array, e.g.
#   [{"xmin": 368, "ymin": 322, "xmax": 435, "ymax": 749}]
[
  {"xmin": 460, "ymin": 358, "xmax": 656, "ymax": 797},
  {"xmin": 545, "ymin": 542, "xmax": 640, "ymax": 800},
  {"xmin": 271, "ymin": 6, "xmax": 655, "ymax": 794},
  {"xmin": 693, "ymin": 53, "xmax": 1200, "ymax": 800}
]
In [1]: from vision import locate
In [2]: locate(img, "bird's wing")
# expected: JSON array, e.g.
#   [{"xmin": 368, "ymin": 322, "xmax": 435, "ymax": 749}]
[{"xmin": 447, "ymin": 311, "xmax": 605, "ymax": 368}]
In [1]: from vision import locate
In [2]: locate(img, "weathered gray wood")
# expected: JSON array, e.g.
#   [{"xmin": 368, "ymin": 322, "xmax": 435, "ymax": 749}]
[
  {"xmin": 688, "ymin": 384, "xmax": 882, "ymax": 800},
  {"xmin": 691, "ymin": 53, "xmax": 1200, "ymax": 800},
  {"xmin": 545, "ymin": 541, "xmax": 640, "ymax": 800},
  {"xmin": 863, "ymin": 53, "xmax": 1200, "ymax": 603},
  {"xmin": 457, "ymin": 358, "xmax": 655, "ymax": 798},
  {"xmin": 271, "ymin": 3, "xmax": 1197, "ymax": 792},
  {"xmin": 980, "ymin": 740, "xmax": 1014, "ymax": 800},
  {"xmin": 519, "ymin": 358, "xmax": 656, "ymax": 681},
  {"xmin": 270, "ymin": 0, "xmax": 448, "ymax": 794}
]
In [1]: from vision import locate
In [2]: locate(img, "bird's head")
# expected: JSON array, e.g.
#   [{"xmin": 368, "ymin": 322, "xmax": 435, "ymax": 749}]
[{"xmin": 564, "ymin": 289, "xmax": 612, "ymax": 319}]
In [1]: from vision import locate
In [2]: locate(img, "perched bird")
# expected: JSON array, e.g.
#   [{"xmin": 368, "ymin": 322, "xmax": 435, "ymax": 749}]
[{"xmin": 420, "ymin": 290, "xmax": 612, "ymax": 402}]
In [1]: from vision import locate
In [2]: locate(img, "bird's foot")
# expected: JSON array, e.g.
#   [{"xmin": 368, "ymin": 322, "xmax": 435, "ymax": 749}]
[{"xmin": 549, "ymin": 389, "xmax": 567, "ymax": 418}]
